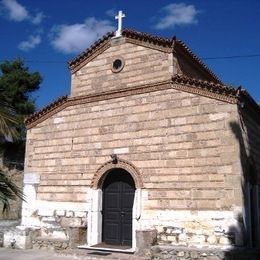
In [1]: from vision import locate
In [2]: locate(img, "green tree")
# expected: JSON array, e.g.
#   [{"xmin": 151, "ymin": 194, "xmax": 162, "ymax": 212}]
[
  {"xmin": 0, "ymin": 100, "xmax": 19, "ymax": 141},
  {"xmin": 0, "ymin": 58, "xmax": 42, "ymax": 120},
  {"xmin": 0, "ymin": 59, "xmax": 41, "ymax": 212},
  {"xmin": 0, "ymin": 58, "xmax": 42, "ymax": 153},
  {"xmin": 0, "ymin": 100, "xmax": 24, "ymax": 212}
]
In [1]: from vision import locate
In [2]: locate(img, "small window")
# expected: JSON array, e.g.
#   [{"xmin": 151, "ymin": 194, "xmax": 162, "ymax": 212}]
[{"xmin": 111, "ymin": 58, "xmax": 124, "ymax": 73}]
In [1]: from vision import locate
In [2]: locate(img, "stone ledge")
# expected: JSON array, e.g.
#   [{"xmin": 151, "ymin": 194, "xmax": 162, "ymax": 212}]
[
  {"xmin": 34, "ymin": 236, "xmax": 69, "ymax": 242},
  {"xmin": 32, "ymin": 237, "xmax": 69, "ymax": 250}
]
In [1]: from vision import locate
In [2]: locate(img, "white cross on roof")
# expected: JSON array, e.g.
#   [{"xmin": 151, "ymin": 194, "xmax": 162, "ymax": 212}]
[{"xmin": 115, "ymin": 10, "xmax": 125, "ymax": 38}]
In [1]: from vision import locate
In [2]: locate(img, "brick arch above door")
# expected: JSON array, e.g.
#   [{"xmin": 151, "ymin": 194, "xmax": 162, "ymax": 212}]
[{"xmin": 91, "ymin": 159, "xmax": 143, "ymax": 189}]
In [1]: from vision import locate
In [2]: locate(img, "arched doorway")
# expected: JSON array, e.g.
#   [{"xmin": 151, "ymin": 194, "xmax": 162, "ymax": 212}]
[{"xmin": 102, "ymin": 168, "xmax": 135, "ymax": 246}]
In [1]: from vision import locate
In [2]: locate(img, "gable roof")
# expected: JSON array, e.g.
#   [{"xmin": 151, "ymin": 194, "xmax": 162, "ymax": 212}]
[
  {"xmin": 25, "ymin": 29, "xmax": 259, "ymax": 129},
  {"xmin": 25, "ymin": 75, "xmax": 260, "ymax": 129},
  {"xmin": 68, "ymin": 28, "xmax": 221, "ymax": 83}
]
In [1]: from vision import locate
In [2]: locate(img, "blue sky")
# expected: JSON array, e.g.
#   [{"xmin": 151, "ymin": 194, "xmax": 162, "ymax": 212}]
[{"xmin": 0, "ymin": 0, "xmax": 260, "ymax": 109}]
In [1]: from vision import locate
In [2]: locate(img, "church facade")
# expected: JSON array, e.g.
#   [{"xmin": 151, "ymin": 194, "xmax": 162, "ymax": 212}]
[{"xmin": 21, "ymin": 29, "xmax": 260, "ymax": 251}]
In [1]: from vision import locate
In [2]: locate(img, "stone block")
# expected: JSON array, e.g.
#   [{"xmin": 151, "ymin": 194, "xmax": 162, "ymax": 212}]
[
  {"xmin": 74, "ymin": 211, "xmax": 87, "ymax": 218},
  {"xmin": 167, "ymin": 235, "xmax": 176, "ymax": 243},
  {"xmin": 166, "ymin": 227, "xmax": 172, "ymax": 234},
  {"xmin": 3, "ymin": 228, "xmax": 33, "ymax": 249},
  {"xmin": 40, "ymin": 217, "xmax": 59, "ymax": 228},
  {"xmin": 214, "ymin": 226, "xmax": 224, "ymax": 234},
  {"xmin": 55, "ymin": 210, "xmax": 65, "ymax": 217},
  {"xmin": 178, "ymin": 233, "xmax": 188, "ymax": 242},
  {"xmin": 66, "ymin": 211, "xmax": 74, "ymax": 218},
  {"xmin": 67, "ymin": 227, "xmax": 87, "ymax": 248},
  {"xmin": 60, "ymin": 217, "xmax": 83, "ymax": 228},
  {"xmin": 207, "ymin": 235, "xmax": 217, "ymax": 245},
  {"xmin": 52, "ymin": 230, "xmax": 67, "ymax": 240},
  {"xmin": 190, "ymin": 251, "xmax": 199, "ymax": 258},
  {"xmin": 38, "ymin": 208, "xmax": 54, "ymax": 217},
  {"xmin": 156, "ymin": 226, "xmax": 164, "ymax": 233},
  {"xmin": 136, "ymin": 229, "xmax": 157, "ymax": 256},
  {"xmin": 41, "ymin": 217, "xmax": 56, "ymax": 223},
  {"xmin": 190, "ymin": 235, "xmax": 205, "ymax": 243},
  {"xmin": 219, "ymin": 236, "xmax": 230, "ymax": 245},
  {"xmin": 177, "ymin": 251, "xmax": 185, "ymax": 257},
  {"xmin": 160, "ymin": 234, "xmax": 167, "ymax": 241},
  {"xmin": 171, "ymin": 227, "xmax": 183, "ymax": 234}
]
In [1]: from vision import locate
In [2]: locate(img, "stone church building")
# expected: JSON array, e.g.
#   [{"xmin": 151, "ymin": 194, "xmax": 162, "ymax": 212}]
[{"xmin": 19, "ymin": 28, "xmax": 260, "ymax": 253}]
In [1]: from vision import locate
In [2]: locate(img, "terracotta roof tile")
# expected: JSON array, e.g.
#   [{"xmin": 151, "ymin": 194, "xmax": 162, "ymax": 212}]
[
  {"xmin": 68, "ymin": 28, "xmax": 220, "ymax": 82},
  {"xmin": 68, "ymin": 31, "xmax": 114, "ymax": 68},
  {"xmin": 122, "ymin": 28, "xmax": 174, "ymax": 47},
  {"xmin": 25, "ymin": 95, "xmax": 68, "ymax": 125},
  {"xmin": 172, "ymin": 74, "xmax": 238, "ymax": 97},
  {"xmin": 25, "ymin": 75, "xmax": 260, "ymax": 128}
]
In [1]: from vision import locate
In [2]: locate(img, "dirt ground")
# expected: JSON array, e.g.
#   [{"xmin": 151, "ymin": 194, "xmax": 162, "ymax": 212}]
[{"xmin": 0, "ymin": 248, "xmax": 145, "ymax": 260}]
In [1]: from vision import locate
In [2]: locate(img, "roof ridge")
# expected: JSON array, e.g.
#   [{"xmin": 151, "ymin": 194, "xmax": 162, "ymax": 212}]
[
  {"xmin": 68, "ymin": 28, "xmax": 176, "ymax": 71},
  {"xmin": 122, "ymin": 28, "xmax": 174, "ymax": 46},
  {"xmin": 68, "ymin": 31, "xmax": 114, "ymax": 68},
  {"xmin": 68, "ymin": 28, "xmax": 221, "ymax": 83},
  {"xmin": 25, "ymin": 76, "xmax": 260, "ymax": 128},
  {"xmin": 172, "ymin": 74, "xmax": 238, "ymax": 96},
  {"xmin": 174, "ymin": 39, "xmax": 222, "ymax": 84}
]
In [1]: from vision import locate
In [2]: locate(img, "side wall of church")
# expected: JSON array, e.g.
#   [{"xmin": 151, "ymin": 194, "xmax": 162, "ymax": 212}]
[
  {"xmin": 23, "ymin": 87, "xmax": 244, "ymax": 247},
  {"xmin": 238, "ymin": 108, "xmax": 260, "ymax": 247}
]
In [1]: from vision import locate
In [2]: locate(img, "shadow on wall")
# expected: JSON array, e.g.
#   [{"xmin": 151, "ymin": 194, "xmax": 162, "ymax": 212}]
[{"xmin": 224, "ymin": 107, "xmax": 260, "ymax": 259}]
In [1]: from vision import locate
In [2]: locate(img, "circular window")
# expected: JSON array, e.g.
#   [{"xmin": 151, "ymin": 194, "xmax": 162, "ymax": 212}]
[{"xmin": 111, "ymin": 58, "xmax": 124, "ymax": 73}]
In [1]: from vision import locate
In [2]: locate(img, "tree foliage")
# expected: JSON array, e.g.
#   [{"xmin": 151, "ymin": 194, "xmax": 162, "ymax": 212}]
[
  {"xmin": 0, "ymin": 58, "xmax": 42, "ymax": 117},
  {"xmin": 0, "ymin": 169, "xmax": 24, "ymax": 212},
  {"xmin": 0, "ymin": 59, "xmax": 40, "ymax": 212},
  {"xmin": 0, "ymin": 58, "xmax": 42, "ymax": 141},
  {"xmin": 0, "ymin": 103, "xmax": 25, "ymax": 212},
  {"xmin": 0, "ymin": 101, "xmax": 19, "ymax": 141}
]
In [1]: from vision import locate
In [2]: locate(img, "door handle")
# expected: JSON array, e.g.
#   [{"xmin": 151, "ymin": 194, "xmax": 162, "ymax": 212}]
[{"xmin": 120, "ymin": 212, "xmax": 125, "ymax": 216}]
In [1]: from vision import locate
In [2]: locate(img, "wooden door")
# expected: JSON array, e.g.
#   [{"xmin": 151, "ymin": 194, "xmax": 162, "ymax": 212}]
[{"xmin": 102, "ymin": 169, "xmax": 135, "ymax": 246}]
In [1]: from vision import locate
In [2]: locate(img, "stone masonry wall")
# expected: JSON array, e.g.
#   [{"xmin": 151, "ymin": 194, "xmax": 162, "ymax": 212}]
[
  {"xmin": 25, "ymin": 87, "xmax": 242, "ymax": 211},
  {"xmin": 71, "ymin": 39, "xmax": 177, "ymax": 97}
]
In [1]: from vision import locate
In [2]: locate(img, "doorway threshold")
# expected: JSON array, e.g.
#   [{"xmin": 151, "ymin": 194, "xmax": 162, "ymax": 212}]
[{"xmin": 78, "ymin": 243, "xmax": 135, "ymax": 254}]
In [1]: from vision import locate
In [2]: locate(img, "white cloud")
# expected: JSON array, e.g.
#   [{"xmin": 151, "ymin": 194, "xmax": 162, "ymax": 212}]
[
  {"xmin": 50, "ymin": 17, "xmax": 115, "ymax": 54},
  {"xmin": 31, "ymin": 11, "xmax": 44, "ymax": 24},
  {"xmin": 1, "ymin": 0, "xmax": 28, "ymax": 21},
  {"xmin": 18, "ymin": 34, "xmax": 41, "ymax": 51},
  {"xmin": 1, "ymin": 0, "xmax": 44, "ymax": 24},
  {"xmin": 155, "ymin": 3, "xmax": 199, "ymax": 30}
]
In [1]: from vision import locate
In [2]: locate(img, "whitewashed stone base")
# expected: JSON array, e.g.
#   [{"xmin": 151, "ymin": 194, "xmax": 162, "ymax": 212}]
[
  {"xmin": 19, "ymin": 184, "xmax": 244, "ymax": 250},
  {"xmin": 138, "ymin": 208, "xmax": 244, "ymax": 249}
]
